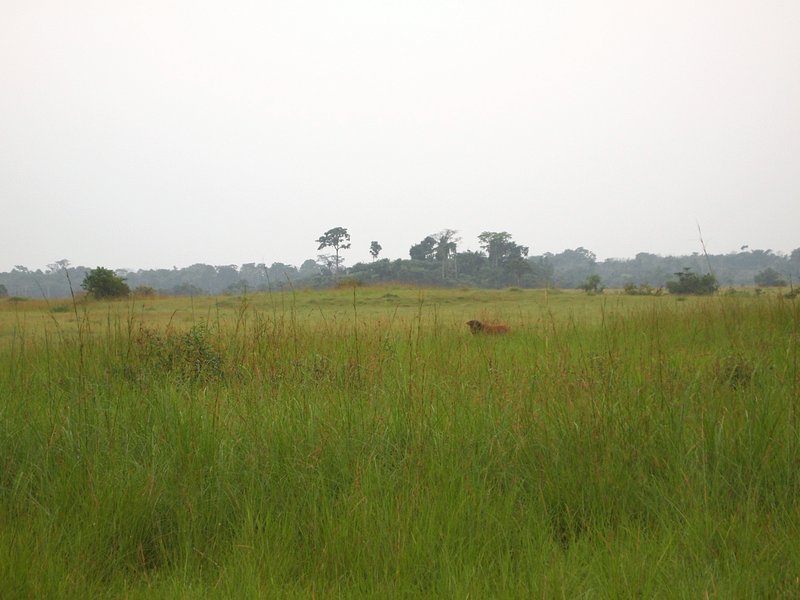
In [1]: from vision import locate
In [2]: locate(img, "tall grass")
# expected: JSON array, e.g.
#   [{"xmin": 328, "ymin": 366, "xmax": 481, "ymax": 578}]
[{"xmin": 1, "ymin": 289, "xmax": 799, "ymax": 597}]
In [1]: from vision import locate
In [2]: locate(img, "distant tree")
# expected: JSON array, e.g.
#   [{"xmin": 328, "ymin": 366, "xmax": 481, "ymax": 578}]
[
  {"xmin": 666, "ymin": 268, "xmax": 718, "ymax": 295},
  {"xmin": 239, "ymin": 263, "xmax": 268, "ymax": 289},
  {"xmin": 547, "ymin": 247, "xmax": 597, "ymax": 288},
  {"xmin": 455, "ymin": 250, "xmax": 487, "ymax": 278},
  {"xmin": 46, "ymin": 261, "xmax": 64, "ymax": 275},
  {"xmin": 0, "ymin": 284, "xmax": 7, "ymax": 298},
  {"xmin": 579, "ymin": 274, "xmax": 604, "ymax": 294},
  {"xmin": 433, "ymin": 229, "xmax": 460, "ymax": 279},
  {"xmin": 754, "ymin": 267, "xmax": 787, "ymax": 287},
  {"xmin": 563, "ymin": 247, "xmax": 596, "ymax": 264},
  {"xmin": 316, "ymin": 227, "xmax": 351, "ymax": 278},
  {"xmin": 316, "ymin": 254, "xmax": 337, "ymax": 276},
  {"xmin": 478, "ymin": 232, "xmax": 512, "ymax": 267},
  {"xmin": 182, "ymin": 263, "xmax": 216, "ymax": 294},
  {"xmin": 132, "ymin": 285, "xmax": 156, "ymax": 297},
  {"xmin": 216, "ymin": 265, "xmax": 239, "ymax": 291},
  {"xmin": 789, "ymin": 248, "xmax": 800, "ymax": 279},
  {"xmin": 266, "ymin": 262, "xmax": 299, "ymax": 279},
  {"xmin": 369, "ymin": 241, "xmax": 382, "ymax": 261},
  {"xmin": 299, "ymin": 259, "xmax": 321, "ymax": 278},
  {"xmin": 477, "ymin": 232, "xmax": 521, "ymax": 267},
  {"xmin": 81, "ymin": 267, "xmax": 130, "ymax": 299},
  {"xmin": 526, "ymin": 256, "xmax": 555, "ymax": 288},
  {"xmin": 409, "ymin": 236, "xmax": 437, "ymax": 261},
  {"xmin": 45, "ymin": 259, "xmax": 79, "ymax": 299},
  {"xmin": 345, "ymin": 258, "xmax": 396, "ymax": 284},
  {"xmin": 505, "ymin": 254, "xmax": 533, "ymax": 286}
]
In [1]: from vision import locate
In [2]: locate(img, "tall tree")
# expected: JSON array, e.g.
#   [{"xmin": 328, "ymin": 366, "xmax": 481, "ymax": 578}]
[
  {"xmin": 433, "ymin": 229, "xmax": 460, "ymax": 279},
  {"xmin": 369, "ymin": 241, "xmax": 382, "ymax": 261},
  {"xmin": 316, "ymin": 227, "xmax": 351, "ymax": 278},
  {"xmin": 478, "ymin": 232, "xmax": 530, "ymax": 268},
  {"xmin": 478, "ymin": 231, "xmax": 512, "ymax": 268},
  {"xmin": 409, "ymin": 236, "xmax": 437, "ymax": 261}
]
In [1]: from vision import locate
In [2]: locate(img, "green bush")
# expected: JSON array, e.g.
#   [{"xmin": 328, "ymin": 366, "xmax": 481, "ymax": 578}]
[
  {"xmin": 81, "ymin": 267, "xmax": 130, "ymax": 299},
  {"xmin": 130, "ymin": 324, "xmax": 223, "ymax": 382},
  {"xmin": 666, "ymin": 268, "xmax": 718, "ymax": 295}
]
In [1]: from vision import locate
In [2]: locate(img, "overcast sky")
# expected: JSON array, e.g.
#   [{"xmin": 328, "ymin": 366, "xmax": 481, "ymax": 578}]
[{"xmin": 2, "ymin": 0, "xmax": 798, "ymax": 272}]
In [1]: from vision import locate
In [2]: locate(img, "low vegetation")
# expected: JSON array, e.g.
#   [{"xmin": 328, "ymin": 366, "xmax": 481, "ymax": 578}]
[
  {"xmin": 1, "ymin": 287, "xmax": 798, "ymax": 597},
  {"xmin": 665, "ymin": 267, "xmax": 719, "ymax": 295}
]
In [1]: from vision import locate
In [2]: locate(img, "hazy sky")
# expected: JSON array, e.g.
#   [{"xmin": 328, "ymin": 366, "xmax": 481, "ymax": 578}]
[{"xmin": 2, "ymin": 0, "xmax": 798, "ymax": 272}]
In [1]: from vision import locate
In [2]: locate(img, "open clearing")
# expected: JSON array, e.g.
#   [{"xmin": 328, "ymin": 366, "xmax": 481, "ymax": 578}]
[{"xmin": 1, "ymin": 287, "xmax": 798, "ymax": 598}]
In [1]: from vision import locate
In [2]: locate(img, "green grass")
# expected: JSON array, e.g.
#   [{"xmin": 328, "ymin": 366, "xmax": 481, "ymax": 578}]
[{"xmin": 1, "ymin": 287, "xmax": 799, "ymax": 597}]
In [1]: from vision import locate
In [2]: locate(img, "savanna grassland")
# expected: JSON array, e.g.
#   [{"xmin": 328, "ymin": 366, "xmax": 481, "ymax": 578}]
[{"xmin": 1, "ymin": 286, "xmax": 799, "ymax": 598}]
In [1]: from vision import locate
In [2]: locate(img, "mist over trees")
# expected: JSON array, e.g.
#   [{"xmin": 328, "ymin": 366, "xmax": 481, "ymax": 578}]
[{"xmin": 2, "ymin": 233, "xmax": 798, "ymax": 299}]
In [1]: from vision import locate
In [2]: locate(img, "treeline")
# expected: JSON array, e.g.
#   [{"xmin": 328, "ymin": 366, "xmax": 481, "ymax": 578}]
[
  {"xmin": 348, "ymin": 247, "xmax": 799, "ymax": 290},
  {"xmin": 0, "ymin": 262, "xmax": 320, "ymax": 299},
  {"xmin": 2, "ymin": 246, "xmax": 798, "ymax": 299}
]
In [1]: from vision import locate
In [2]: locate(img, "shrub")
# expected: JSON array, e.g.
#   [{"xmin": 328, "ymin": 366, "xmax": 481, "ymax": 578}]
[
  {"xmin": 665, "ymin": 268, "xmax": 718, "ymax": 295},
  {"xmin": 754, "ymin": 267, "xmax": 787, "ymax": 287},
  {"xmin": 81, "ymin": 267, "xmax": 130, "ymax": 299},
  {"xmin": 132, "ymin": 286, "xmax": 156, "ymax": 297},
  {"xmin": 623, "ymin": 282, "xmax": 662, "ymax": 296},
  {"xmin": 579, "ymin": 274, "xmax": 604, "ymax": 294},
  {"xmin": 130, "ymin": 324, "xmax": 222, "ymax": 382}
]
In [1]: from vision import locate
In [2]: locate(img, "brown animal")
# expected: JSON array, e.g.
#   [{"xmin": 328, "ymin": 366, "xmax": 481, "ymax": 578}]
[{"xmin": 466, "ymin": 320, "xmax": 510, "ymax": 335}]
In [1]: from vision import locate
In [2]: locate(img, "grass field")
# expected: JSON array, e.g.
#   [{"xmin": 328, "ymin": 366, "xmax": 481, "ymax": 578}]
[{"xmin": 1, "ymin": 286, "xmax": 799, "ymax": 598}]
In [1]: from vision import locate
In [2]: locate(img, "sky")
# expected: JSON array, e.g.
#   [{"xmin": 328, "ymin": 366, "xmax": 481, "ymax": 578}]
[{"xmin": 1, "ymin": 0, "xmax": 798, "ymax": 272}]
